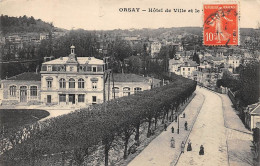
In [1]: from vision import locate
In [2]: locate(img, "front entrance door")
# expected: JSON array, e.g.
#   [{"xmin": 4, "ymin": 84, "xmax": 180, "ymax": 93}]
[
  {"xmin": 47, "ymin": 95, "xmax": 51, "ymax": 104},
  {"xmin": 20, "ymin": 86, "xmax": 27, "ymax": 102},
  {"xmin": 69, "ymin": 94, "xmax": 75, "ymax": 104}
]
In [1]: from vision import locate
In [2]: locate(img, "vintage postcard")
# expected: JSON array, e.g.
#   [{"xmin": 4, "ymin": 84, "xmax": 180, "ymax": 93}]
[{"xmin": 0, "ymin": 0, "xmax": 259, "ymax": 166}]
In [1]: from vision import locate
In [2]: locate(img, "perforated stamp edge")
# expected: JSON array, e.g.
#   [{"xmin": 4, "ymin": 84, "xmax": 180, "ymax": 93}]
[{"xmin": 202, "ymin": 0, "xmax": 240, "ymax": 46}]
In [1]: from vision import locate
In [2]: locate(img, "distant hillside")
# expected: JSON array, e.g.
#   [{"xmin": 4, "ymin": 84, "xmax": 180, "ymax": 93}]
[
  {"xmin": 104, "ymin": 27, "xmax": 259, "ymax": 38},
  {"xmin": 105, "ymin": 27, "xmax": 203, "ymax": 38},
  {"xmin": 0, "ymin": 15, "xmax": 64, "ymax": 35}
]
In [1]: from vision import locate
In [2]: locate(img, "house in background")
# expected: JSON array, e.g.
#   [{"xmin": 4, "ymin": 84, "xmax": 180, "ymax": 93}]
[
  {"xmin": 196, "ymin": 66, "xmax": 220, "ymax": 88},
  {"xmin": 150, "ymin": 41, "xmax": 161, "ymax": 58},
  {"xmin": 245, "ymin": 103, "xmax": 260, "ymax": 130},
  {"xmin": 168, "ymin": 58, "xmax": 183, "ymax": 75},
  {"xmin": 180, "ymin": 61, "xmax": 198, "ymax": 80}
]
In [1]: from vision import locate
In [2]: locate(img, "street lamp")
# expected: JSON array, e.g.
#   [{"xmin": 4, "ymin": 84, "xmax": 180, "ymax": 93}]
[
  {"xmin": 177, "ymin": 106, "xmax": 180, "ymax": 134},
  {"xmin": 170, "ymin": 104, "xmax": 173, "ymax": 122}
]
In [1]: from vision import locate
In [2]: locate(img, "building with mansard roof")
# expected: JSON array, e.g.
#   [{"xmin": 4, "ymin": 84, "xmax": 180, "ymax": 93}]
[
  {"xmin": 40, "ymin": 45, "xmax": 106, "ymax": 106},
  {"xmin": 0, "ymin": 45, "xmax": 162, "ymax": 107}
]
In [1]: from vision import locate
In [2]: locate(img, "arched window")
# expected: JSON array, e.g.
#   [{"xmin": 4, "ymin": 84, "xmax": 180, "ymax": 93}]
[
  {"xmin": 9, "ymin": 85, "xmax": 16, "ymax": 96},
  {"xmin": 69, "ymin": 78, "xmax": 75, "ymax": 88},
  {"xmin": 134, "ymin": 87, "xmax": 142, "ymax": 94},
  {"xmin": 123, "ymin": 87, "xmax": 130, "ymax": 96},
  {"xmin": 59, "ymin": 78, "xmax": 66, "ymax": 89},
  {"xmin": 30, "ymin": 86, "xmax": 37, "ymax": 96},
  {"xmin": 78, "ymin": 78, "xmax": 85, "ymax": 89}
]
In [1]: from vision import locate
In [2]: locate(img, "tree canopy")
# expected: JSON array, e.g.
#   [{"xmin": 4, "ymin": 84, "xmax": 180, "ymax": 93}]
[{"xmin": 0, "ymin": 15, "xmax": 53, "ymax": 34}]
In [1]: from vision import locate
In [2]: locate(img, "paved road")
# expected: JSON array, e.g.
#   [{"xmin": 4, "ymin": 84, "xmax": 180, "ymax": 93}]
[
  {"xmin": 128, "ymin": 87, "xmax": 231, "ymax": 166},
  {"xmin": 177, "ymin": 87, "xmax": 228, "ymax": 166},
  {"xmin": 128, "ymin": 89, "xmax": 205, "ymax": 166}
]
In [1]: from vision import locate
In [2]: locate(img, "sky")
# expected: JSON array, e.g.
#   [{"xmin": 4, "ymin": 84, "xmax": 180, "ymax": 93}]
[{"xmin": 0, "ymin": 0, "xmax": 259, "ymax": 30}]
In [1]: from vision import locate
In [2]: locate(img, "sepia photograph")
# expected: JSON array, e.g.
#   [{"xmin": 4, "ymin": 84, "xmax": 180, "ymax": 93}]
[{"xmin": 0, "ymin": 0, "xmax": 259, "ymax": 165}]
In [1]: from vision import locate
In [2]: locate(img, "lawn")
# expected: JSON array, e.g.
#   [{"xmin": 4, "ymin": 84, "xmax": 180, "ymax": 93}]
[{"xmin": 0, "ymin": 109, "xmax": 50, "ymax": 132}]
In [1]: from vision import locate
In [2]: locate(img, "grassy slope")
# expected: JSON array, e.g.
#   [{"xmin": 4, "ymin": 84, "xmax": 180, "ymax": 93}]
[{"xmin": 0, "ymin": 109, "xmax": 49, "ymax": 131}]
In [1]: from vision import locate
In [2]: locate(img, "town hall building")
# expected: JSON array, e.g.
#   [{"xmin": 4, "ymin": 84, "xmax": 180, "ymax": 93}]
[
  {"xmin": 40, "ymin": 45, "xmax": 106, "ymax": 106},
  {"xmin": 0, "ymin": 46, "xmax": 161, "ymax": 107}
]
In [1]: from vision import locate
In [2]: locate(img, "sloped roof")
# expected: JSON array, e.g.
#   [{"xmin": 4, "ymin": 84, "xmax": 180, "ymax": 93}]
[
  {"xmin": 113, "ymin": 73, "xmax": 160, "ymax": 83},
  {"xmin": 43, "ymin": 56, "xmax": 104, "ymax": 65},
  {"xmin": 6, "ymin": 72, "xmax": 41, "ymax": 81},
  {"xmin": 212, "ymin": 56, "xmax": 224, "ymax": 61},
  {"xmin": 251, "ymin": 104, "xmax": 260, "ymax": 115},
  {"xmin": 202, "ymin": 56, "xmax": 224, "ymax": 62},
  {"xmin": 181, "ymin": 61, "xmax": 198, "ymax": 67},
  {"xmin": 169, "ymin": 58, "xmax": 183, "ymax": 65}
]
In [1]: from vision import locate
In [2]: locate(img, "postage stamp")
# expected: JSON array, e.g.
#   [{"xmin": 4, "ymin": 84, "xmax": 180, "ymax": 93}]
[{"xmin": 203, "ymin": 3, "xmax": 239, "ymax": 46}]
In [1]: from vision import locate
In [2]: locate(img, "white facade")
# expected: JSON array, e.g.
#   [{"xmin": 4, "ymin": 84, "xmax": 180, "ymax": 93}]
[
  {"xmin": 168, "ymin": 58, "xmax": 183, "ymax": 75},
  {"xmin": 151, "ymin": 42, "xmax": 161, "ymax": 58},
  {"xmin": 180, "ymin": 61, "xmax": 198, "ymax": 79},
  {"xmin": 40, "ymin": 46, "xmax": 106, "ymax": 106},
  {"xmin": 226, "ymin": 55, "xmax": 241, "ymax": 69}
]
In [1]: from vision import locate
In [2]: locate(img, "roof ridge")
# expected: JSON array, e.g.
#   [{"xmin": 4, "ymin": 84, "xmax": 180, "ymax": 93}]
[
  {"xmin": 7, "ymin": 72, "xmax": 27, "ymax": 80},
  {"xmin": 251, "ymin": 104, "xmax": 260, "ymax": 114}
]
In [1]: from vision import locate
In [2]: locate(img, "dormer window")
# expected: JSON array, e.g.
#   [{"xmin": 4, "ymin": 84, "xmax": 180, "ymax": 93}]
[
  {"xmin": 70, "ymin": 66, "xmax": 73, "ymax": 71},
  {"xmin": 47, "ymin": 66, "xmax": 52, "ymax": 71},
  {"xmin": 79, "ymin": 66, "xmax": 85, "ymax": 72},
  {"xmin": 59, "ymin": 65, "xmax": 65, "ymax": 71}
]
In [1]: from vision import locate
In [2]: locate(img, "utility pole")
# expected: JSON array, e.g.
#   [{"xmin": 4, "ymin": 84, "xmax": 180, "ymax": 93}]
[
  {"xmin": 107, "ymin": 71, "xmax": 110, "ymax": 101},
  {"xmin": 103, "ymin": 71, "xmax": 106, "ymax": 112},
  {"xmin": 177, "ymin": 106, "xmax": 180, "ymax": 134},
  {"xmin": 112, "ymin": 71, "xmax": 115, "ymax": 99}
]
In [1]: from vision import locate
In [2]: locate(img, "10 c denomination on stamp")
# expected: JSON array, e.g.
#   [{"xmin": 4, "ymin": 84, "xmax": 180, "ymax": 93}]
[{"xmin": 203, "ymin": 3, "xmax": 239, "ymax": 46}]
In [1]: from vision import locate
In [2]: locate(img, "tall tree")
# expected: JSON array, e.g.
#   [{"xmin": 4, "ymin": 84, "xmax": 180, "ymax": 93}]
[{"xmin": 239, "ymin": 61, "xmax": 260, "ymax": 105}]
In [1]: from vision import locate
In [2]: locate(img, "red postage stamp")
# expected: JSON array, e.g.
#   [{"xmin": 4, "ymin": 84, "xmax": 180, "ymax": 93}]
[{"xmin": 203, "ymin": 3, "xmax": 239, "ymax": 46}]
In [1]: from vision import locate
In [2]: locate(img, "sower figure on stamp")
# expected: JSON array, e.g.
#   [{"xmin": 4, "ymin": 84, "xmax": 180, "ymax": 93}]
[{"xmin": 208, "ymin": 7, "xmax": 233, "ymax": 43}]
